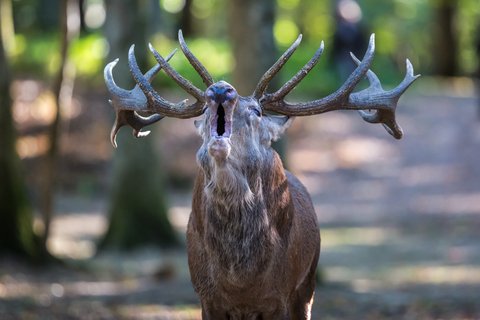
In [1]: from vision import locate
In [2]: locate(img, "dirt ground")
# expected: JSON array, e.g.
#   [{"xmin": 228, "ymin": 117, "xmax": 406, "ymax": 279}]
[{"xmin": 1, "ymin": 88, "xmax": 480, "ymax": 319}]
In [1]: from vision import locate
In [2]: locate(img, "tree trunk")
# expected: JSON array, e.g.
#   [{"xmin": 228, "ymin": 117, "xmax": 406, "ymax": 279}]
[
  {"xmin": 228, "ymin": 0, "xmax": 277, "ymax": 96},
  {"xmin": 100, "ymin": 0, "xmax": 177, "ymax": 249},
  {"xmin": 434, "ymin": 0, "xmax": 458, "ymax": 77},
  {"xmin": 179, "ymin": 0, "xmax": 193, "ymax": 37},
  {"xmin": 0, "ymin": 13, "xmax": 39, "ymax": 260},
  {"xmin": 228, "ymin": 0, "xmax": 288, "ymax": 166},
  {"xmin": 39, "ymin": 0, "xmax": 80, "ymax": 261}
]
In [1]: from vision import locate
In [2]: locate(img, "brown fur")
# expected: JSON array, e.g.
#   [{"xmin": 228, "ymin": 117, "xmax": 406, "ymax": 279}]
[
  {"xmin": 187, "ymin": 81, "xmax": 320, "ymax": 320},
  {"xmin": 187, "ymin": 150, "xmax": 320, "ymax": 320}
]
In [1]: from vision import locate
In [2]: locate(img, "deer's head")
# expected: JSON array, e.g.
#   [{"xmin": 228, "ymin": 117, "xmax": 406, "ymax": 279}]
[
  {"xmin": 105, "ymin": 30, "xmax": 420, "ymax": 170},
  {"xmin": 194, "ymin": 80, "xmax": 293, "ymax": 167}
]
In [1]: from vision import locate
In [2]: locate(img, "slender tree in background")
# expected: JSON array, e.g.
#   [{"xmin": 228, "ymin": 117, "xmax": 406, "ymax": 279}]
[
  {"xmin": 228, "ymin": 0, "xmax": 288, "ymax": 163},
  {"xmin": 228, "ymin": 0, "xmax": 277, "ymax": 96},
  {"xmin": 0, "ymin": 11, "xmax": 38, "ymax": 261},
  {"xmin": 179, "ymin": 0, "xmax": 193, "ymax": 37},
  {"xmin": 101, "ymin": 0, "xmax": 177, "ymax": 249},
  {"xmin": 39, "ymin": 0, "xmax": 80, "ymax": 261},
  {"xmin": 433, "ymin": 0, "xmax": 458, "ymax": 76}
]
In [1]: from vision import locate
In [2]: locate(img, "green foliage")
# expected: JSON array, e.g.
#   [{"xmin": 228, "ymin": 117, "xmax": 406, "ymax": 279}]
[
  {"xmin": 149, "ymin": 34, "xmax": 234, "ymax": 89},
  {"xmin": 8, "ymin": 0, "xmax": 480, "ymax": 92},
  {"xmin": 70, "ymin": 34, "xmax": 109, "ymax": 78}
]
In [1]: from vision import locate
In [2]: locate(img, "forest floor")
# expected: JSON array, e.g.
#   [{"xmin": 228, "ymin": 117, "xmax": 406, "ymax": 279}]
[{"xmin": 2, "ymin": 88, "xmax": 480, "ymax": 319}]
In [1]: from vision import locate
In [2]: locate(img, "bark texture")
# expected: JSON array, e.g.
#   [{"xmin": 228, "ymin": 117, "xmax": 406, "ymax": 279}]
[{"xmin": 0, "ymin": 20, "xmax": 38, "ymax": 260}]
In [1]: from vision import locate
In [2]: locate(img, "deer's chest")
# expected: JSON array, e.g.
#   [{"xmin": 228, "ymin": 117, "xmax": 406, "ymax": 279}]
[{"xmin": 204, "ymin": 206, "xmax": 276, "ymax": 283}]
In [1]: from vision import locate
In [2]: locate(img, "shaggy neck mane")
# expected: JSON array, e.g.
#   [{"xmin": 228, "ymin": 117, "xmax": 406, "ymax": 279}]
[{"xmin": 201, "ymin": 154, "xmax": 280, "ymax": 283}]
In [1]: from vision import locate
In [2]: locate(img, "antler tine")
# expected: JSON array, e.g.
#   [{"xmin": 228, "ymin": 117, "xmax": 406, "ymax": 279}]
[
  {"xmin": 110, "ymin": 110, "xmax": 164, "ymax": 148},
  {"xmin": 262, "ymin": 34, "xmax": 376, "ymax": 116},
  {"xmin": 148, "ymin": 43, "xmax": 206, "ymax": 102},
  {"xmin": 261, "ymin": 34, "xmax": 420, "ymax": 139},
  {"xmin": 353, "ymin": 55, "xmax": 420, "ymax": 139},
  {"xmin": 260, "ymin": 42, "xmax": 324, "ymax": 105},
  {"xmin": 178, "ymin": 30, "xmax": 214, "ymax": 87},
  {"xmin": 390, "ymin": 58, "xmax": 420, "ymax": 96},
  {"xmin": 253, "ymin": 34, "xmax": 303, "ymax": 100},
  {"xmin": 128, "ymin": 45, "xmax": 205, "ymax": 118},
  {"xmin": 143, "ymin": 49, "xmax": 176, "ymax": 82},
  {"xmin": 328, "ymin": 33, "xmax": 376, "ymax": 99},
  {"xmin": 105, "ymin": 59, "xmax": 130, "ymax": 97},
  {"xmin": 105, "ymin": 51, "xmax": 175, "ymax": 148}
]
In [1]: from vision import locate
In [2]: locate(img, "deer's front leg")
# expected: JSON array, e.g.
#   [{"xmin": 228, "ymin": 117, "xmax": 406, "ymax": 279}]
[
  {"xmin": 201, "ymin": 303, "xmax": 229, "ymax": 320},
  {"xmin": 262, "ymin": 306, "xmax": 290, "ymax": 320}
]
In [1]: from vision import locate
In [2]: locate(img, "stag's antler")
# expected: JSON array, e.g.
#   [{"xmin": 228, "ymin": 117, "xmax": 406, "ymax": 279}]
[
  {"xmin": 105, "ymin": 50, "xmax": 176, "ymax": 147},
  {"xmin": 104, "ymin": 30, "xmax": 215, "ymax": 147},
  {"xmin": 258, "ymin": 34, "xmax": 420, "ymax": 139}
]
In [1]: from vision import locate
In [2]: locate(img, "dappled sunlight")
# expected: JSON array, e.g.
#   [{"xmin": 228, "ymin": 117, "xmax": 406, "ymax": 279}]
[
  {"xmin": 334, "ymin": 137, "xmax": 398, "ymax": 169},
  {"xmin": 338, "ymin": 0, "xmax": 362, "ymax": 24},
  {"xmin": 16, "ymin": 134, "xmax": 49, "ymax": 159},
  {"xmin": 393, "ymin": 265, "xmax": 480, "ymax": 285},
  {"xmin": 84, "ymin": 1, "xmax": 106, "ymax": 30},
  {"xmin": 161, "ymin": 0, "xmax": 186, "ymax": 14},
  {"xmin": 325, "ymin": 261, "xmax": 480, "ymax": 292},
  {"xmin": 414, "ymin": 76, "xmax": 476, "ymax": 98},
  {"xmin": 290, "ymin": 149, "xmax": 337, "ymax": 173},
  {"xmin": 118, "ymin": 304, "xmax": 201, "ymax": 320},
  {"xmin": 277, "ymin": 0, "xmax": 300, "ymax": 10},
  {"xmin": 274, "ymin": 18, "xmax": 299, "ymax": 46},
  {"xmin": 290, "ymin": 136, "xmax": 399, "ymax": 173},
  {"xmin": 186, "ymin": 38, "xmax": 234, "ymax": 77},
  {"xmin": 12, "ymin": 80, "xmax": 82, "ymax": 127},
  {"xmin": 45, "ymin": 213, "xmax": 107, "ymax": 259},
  {"xmin": 47, "ymin": 238, "xmax": 97, "ymax": 259},
  {"xmin": 321, "ymin": 227, "xmax": 397, "ymax": 248},
  {"xmin": 49, "ymin": 213, "xmax": 107, "ymax": 239},
  {"xmin": 168, "ymin": 206, "xmax": 191, "ymax": 233},
  {"xmin": 326, "ymin": 264, "xmax": 480, "ymax": 292},
  {"xmin": 305, "ymin": 112, "xmax": 356, "ymax": 135},
  {"xmin": 13, "ymin": 88, "xmax": 56, "ymax": 125},
  {"xmin": 71, "ymin": 34, "xmax": 109, "ymax": 76}
]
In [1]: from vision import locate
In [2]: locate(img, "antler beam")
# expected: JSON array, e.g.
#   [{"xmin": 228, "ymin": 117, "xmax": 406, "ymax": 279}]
[{"xmin": 260, "ymin": 34, "xmax": 420, "ymax": 139}]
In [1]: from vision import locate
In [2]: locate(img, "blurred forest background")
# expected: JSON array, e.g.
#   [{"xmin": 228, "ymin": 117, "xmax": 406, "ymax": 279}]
[{"xmin": 1, "ymin": 0, "xmax": 480, "ymax": 319}]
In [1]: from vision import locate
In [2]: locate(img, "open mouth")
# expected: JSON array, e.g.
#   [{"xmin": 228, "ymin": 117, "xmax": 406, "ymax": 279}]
[{"xmin": 211, "ymin": 104, "xmax": 231, "ymax": 138}]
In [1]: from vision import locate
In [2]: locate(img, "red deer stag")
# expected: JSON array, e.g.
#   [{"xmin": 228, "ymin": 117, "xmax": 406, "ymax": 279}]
[{"xmin": 104, "ymin": 30, "xmax": 419, "ymax": 320}]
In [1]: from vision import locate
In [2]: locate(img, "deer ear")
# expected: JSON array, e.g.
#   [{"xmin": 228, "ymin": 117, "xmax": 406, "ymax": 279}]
[
  {"xmin": 194, "ymin": 120, "xmax": 204, "ymax": 136},
  {"xmin": 262, "ymin": 115, "xmax": 295, "ymax": 142}
]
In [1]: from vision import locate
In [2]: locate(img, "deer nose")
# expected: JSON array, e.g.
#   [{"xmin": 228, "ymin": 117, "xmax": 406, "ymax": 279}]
[{"xmin": 206, "ymin": 82, "xmax": 236, "ymax": 104}]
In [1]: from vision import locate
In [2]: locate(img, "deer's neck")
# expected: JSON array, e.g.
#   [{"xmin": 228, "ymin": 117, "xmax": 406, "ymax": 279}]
[{"xmin": 198, "ymin": 149, "xmax": 290, "ymax": 283}]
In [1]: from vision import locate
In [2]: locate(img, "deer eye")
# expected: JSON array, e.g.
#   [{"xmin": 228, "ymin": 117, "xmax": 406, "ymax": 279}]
[{"xmin": 250, "ymin": 107, "xmax": 261, "ymax": 117}]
